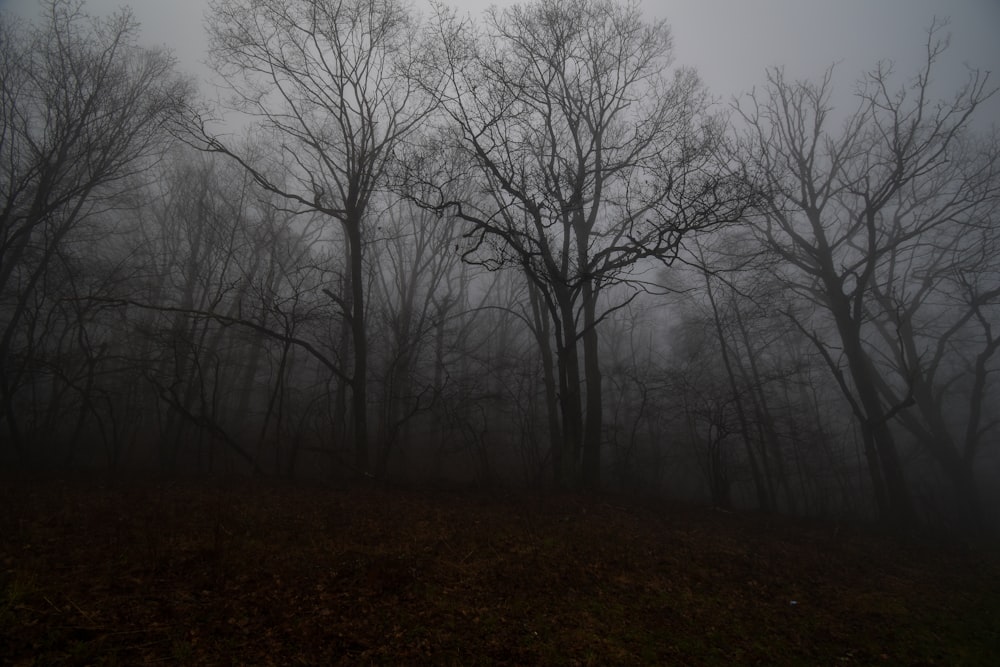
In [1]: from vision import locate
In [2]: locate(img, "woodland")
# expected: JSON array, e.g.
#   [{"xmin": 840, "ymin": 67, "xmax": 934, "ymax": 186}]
[
  {"xmin": 1, "ymin": 0, "xmax": 999, "ymax": 536},
  {"xmin": 3, "ymin": 0, "xmax": 1000, "ymax": 663}
]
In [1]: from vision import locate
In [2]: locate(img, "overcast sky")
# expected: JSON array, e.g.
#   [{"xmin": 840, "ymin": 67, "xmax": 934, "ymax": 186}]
[{"xmin": 3, "ymin": 0, "xmax": 999, "ymax": 122}]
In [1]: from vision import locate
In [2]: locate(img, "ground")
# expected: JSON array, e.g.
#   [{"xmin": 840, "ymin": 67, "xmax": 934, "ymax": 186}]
[{"xmin": 1, "ymin": 476, "xmax": 998, "ymax": 665}]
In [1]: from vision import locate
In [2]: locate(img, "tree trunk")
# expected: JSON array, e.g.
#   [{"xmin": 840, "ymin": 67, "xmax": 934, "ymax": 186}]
[
  {"xmin": 527, "ymin": 282, "xmax": 563, "ymax": 487},
  {"xmin": 346, "ymin": 218, "xmax": 370, "ymax": 477},
  {"xmin": 580, "ymin": 287, "xmax": 603, "ymax": 491},
  {"xmin": 833, "ymin": 299, "xmax": 914, "ymax": 527},
  {"xmin": 704, "ymin": 273, "xmax": 771, "ymax": 512},
  {"xmin": 555, "ymin": 292, "xmax": 583, "ymax": 488}
]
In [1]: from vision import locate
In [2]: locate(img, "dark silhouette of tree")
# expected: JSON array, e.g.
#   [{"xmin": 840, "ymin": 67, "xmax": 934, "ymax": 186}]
[
  {"xmin": 417, "ymin": 0, "xmax": 749, "ymax": 489},
  {"xmin": 734, "ymin": 22, "xmax": 998, "ymax": 527},
  {"xmin": 0, "ymin": 0, "xmax": 191, "ymax": 461},
  {"xmin": 198, "ymin": 0, "xmax": 439, "ymax": 476}
]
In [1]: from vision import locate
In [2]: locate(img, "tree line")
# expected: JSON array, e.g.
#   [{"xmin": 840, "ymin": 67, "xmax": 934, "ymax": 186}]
[{"xmin": 1, "ymin": 0, "xmax": 997, "ymax": 531}]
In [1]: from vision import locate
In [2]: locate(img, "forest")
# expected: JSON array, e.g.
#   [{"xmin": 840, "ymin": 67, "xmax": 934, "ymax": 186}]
[{"xmin": 1, "ymin": 0, "xmax": 999, "ymax": 535}]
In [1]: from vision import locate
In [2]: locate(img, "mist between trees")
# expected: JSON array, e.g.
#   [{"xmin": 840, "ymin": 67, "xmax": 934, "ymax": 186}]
[{"xmin": 1, "ymin": 0, "xmax": 997, "ymax": 533}]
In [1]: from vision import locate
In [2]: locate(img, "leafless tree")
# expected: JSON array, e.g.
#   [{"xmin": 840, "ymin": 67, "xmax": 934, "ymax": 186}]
[
  {"xmin": 865, "ymin": 135, "xmax": 1000, "ymax": 527},
  {"xmin": 367, "ymin": 198, "xmax": 469, "ymax": 476},
  {"xmin": 735, "ymin": 21, "xmax": 999, "ymax": 527},
  {"xmin": 0, "ymin": 0, "xmax": 190, "ymax": 460},
  {"xmin": 417, "ymin": 0, "xmax": 748, "ymax": 488},
  {"xmin": 198, "ymin": 0, "xmax": 440, "ymax": 475}
]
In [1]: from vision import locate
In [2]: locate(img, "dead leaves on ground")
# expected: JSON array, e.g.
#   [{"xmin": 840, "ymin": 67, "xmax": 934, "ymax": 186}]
[{"xmin": 1, "ymin": 479, "xmax": 997, "ymax": 665}]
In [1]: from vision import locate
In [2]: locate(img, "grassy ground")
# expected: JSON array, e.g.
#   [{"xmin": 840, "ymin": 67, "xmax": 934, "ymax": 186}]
[{"xmin": 1, "ymin": 477, "xmax": 998, "ymax": 665}]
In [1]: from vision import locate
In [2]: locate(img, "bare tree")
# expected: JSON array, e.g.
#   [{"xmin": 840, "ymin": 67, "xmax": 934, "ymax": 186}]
[
  {"xmin": 125, "ymin": 149, "xmax": 315, "ymax": 473},
  {"xmin": 0, "ymin": 0, "xmax": 190, "ymax": 460},
  {"xmin": 865, "ymin": 135, "xmax": 1000, "ymax": 528},
  {"xmin": 735, "ymin": 22, "xmax": 998, "ymax": 527},
  {"xmin": 199, "ymin": 0, "xmax": 439, "ymax": 475},
  {"xmin": 418, "ymin": 0, "xmax": 748, "ymax": 489},
  {"xmin": 367, "ymin": 198, "xmax": 470, "ymax": 476},
  {"xmin": 672, "ymin": 232, "xmax": 862, "ymax": 516}
]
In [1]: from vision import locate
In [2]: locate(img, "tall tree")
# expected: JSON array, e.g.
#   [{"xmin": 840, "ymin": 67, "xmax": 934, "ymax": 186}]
[
  {"xmin": 735, "ymin": 22, "xmax": 998, "ymax": 527},
  {"xmin": 368, "ymin": 198, "xmax": 469, "ymax": 476},
  {"xmin": 200, "ymin": 0, "xmax": 438, "ymax": 475},
  {"xmin": 864, "ymin": 135, "xmax": 1000, "ymax": 528},
  {"xmin": 419, "ymin": 0, "xmax": 747, "ymax": 489},
  {"xmin": 0, "ymin": 0, "xmax": 190, "ymax": 460}
]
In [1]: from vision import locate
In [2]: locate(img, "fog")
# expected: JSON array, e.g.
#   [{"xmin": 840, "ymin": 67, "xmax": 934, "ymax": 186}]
[
  {"xmin": 1, "ymin": 0, "xmax": 998, "ymax": 534},
  {"xmin": 5, "ymin": 0, "xmax": 998, "ymax": 111}
]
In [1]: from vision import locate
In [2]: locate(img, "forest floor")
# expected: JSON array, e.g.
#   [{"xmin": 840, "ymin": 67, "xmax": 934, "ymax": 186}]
[{"xmin": 1, "ymin": 476, "xmax": 998, "ymax": 666}]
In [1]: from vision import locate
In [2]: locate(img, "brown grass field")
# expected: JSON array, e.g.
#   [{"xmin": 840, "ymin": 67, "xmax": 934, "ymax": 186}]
[{"xmin": 1, "ymin": 476, "xmax": 998, "ymax": 665}]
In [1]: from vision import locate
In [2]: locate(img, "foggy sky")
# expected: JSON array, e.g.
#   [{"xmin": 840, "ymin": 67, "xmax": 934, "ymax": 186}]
[{"xmin": 2, "ymin": 0, "xmax": 998, "ymax": 121}]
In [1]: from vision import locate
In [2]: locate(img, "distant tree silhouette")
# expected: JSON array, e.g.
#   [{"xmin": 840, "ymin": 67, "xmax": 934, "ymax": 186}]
[
  {"xmin": 0, "ymin": 0, "xmax": 190, "ymax": 461},
  {"xmin": 198, "ymin": 0, "xmax": 440, "ymax": 476}
]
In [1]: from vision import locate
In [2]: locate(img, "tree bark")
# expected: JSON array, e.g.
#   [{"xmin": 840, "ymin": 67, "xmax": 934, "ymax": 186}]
[{"xmin": 346, "ymin": 218, "xmax": 370, "ymax": 477}]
